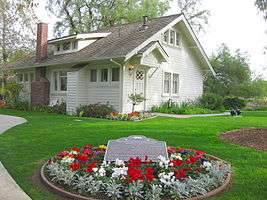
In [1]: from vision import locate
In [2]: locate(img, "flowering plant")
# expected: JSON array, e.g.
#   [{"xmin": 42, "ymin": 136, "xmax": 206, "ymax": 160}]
[
  {"xmin": 107, "ymin": 111, "xmax": 154, "ymax": 121},
  {"xmin": 45, "ymin": 144, "xmax": 231, "ymax": 199}
]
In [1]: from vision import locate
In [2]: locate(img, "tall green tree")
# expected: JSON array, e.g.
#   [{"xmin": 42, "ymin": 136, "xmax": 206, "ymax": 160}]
[
  {"xmin": 46, "ymin": 0, "xmax": 170, "ymax": 37},
  {"xmin": 177, "ymin": 0, "xmax": 210, "ymax": 32},
  {"xmin": 204, "ymin": 44, "xmax": 258, "ymax": 98},
  {"xmin": 0, "ymin": 0, "xmax": 36, "ymax": 92}
]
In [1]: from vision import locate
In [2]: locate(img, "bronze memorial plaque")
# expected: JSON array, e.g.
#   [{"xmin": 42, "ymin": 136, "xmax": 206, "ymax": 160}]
[{"xmin": 104, "ymin": 135, "xmax": 168, "ymax": 162}]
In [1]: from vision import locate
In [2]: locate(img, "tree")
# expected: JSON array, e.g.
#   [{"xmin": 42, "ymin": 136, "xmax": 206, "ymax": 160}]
[
  {"xmin": 0, "ymin": 0, "xmax": 36, "ymax": 96},
  {"xmin": 129, "ymin": 93, "xmax": 146, "ymax": 112},
  {"xmin": 176, "ymin": 0, "xmax": 210, "ymax": 32},
  {"xmin": 204, "ymin": 44, "xmax": 259, "ymax": 98},
  {"xmin": 255, "ymin": 0, "xmax": 267, "ymax": 20},
  {"xmin": 46, "ymin": 0, "xmax": 170, "ymax": 37}
]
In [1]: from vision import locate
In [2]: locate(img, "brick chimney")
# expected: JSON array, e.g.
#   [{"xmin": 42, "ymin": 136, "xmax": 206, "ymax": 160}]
[
  {"xmin": 31, "ymin": 23, "xmax": 50, "ymax": 106},
  {"xmin": 36, "ymin": 23, "xmax": 48, "ymax": 62}
]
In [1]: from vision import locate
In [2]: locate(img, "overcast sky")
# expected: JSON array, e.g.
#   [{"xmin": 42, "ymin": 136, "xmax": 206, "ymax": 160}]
[{"xmin": 36, "ymin": 0, "xmax": 267, "ymax": 80}]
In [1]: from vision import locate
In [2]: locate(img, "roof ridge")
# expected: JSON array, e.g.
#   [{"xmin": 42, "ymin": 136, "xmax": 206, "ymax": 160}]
[{"xmin": 49, "ymin": 14, "xmax": 182, "ymax": 41}]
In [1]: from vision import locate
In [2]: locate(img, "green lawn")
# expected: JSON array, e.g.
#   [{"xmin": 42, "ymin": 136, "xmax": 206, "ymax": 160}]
[{"xmin": 0, "ymin": 109, "xmax": 266, "ymax": 200}]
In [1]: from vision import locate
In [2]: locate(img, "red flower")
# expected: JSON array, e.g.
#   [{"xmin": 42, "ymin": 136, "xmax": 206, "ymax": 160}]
[
  {"xmin": 171, "ymin": 159, "xmax": 183, "ymax": 167},
  {"xmin": 167, "ymin": 147, "xmax": 177, "ymax": 154},
  {"xmin": 128, "ymin": 157, "xmax": 142, "ymax": 168},
  {"xmin": 175, "ymin": 168, "xmax": 187, "ymax": 179},
  {"xmin": 185, "ymin": 156, "xmax": 198, "ymax": 165},
  {"xmin": 67, "ymin": 154, "xmax": 75, "ymax": 158},
  {"xmin": 177, "ymin": 148, "xmax": 185, "ymax": 153},
  {"xmin": 71, "ymin": 147, "xmax": 80, "ymax": 152},
  {"xmin": 57, "ymin": 151, "xmax": 69, "ymax": 157},
  {"xmin": 69, "ymin": 162, "xmax": 81, "ymax": 171},
  {"xmin": 83, "ymin": 148, "xmax": 93, "ymax": 155},
  {"xmin": 86, "ymin": 161, "xmax": 98, "ymax": 173},
  {"xmin": 195, "ymin": 150, "xmax": 206, "ymax": 156},
  {"xmin": 128, "ymin": 167, "xmax": 144, "ymax": 183},
  {"xmin": 84, "ymin": 144, "xmax": 93, "ymax": 149},
  {"xmin": 77, "ymin": 154, "xmax": 89, "ymax": 162},
  {"xmin": 144, "ymin": 168, "xmax": 155, "ymax": 182}
]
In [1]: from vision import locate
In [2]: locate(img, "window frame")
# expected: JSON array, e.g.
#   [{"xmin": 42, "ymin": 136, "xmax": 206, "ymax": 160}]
[
  {"xmin": 163, "ymin": 72, "xmax": 171, "ymax": 95},
  {"xmin": 100, "ymin": 68, "xmax": 109, "ymax": 82},
  {"xmin": 175, "ymin": 32, "xmax": 180, "ymax": 47},
  {"xmin": 62, "ymin": 41, "xmax": 71, "ymax": 51},
  {"xmin": 111, "ymin": 67, "xmax": 120, "ymax": 82},
  {"xmin": 90, "ymin": 69, "xmax": 98, "ymax": 82},
  {"xmin": 52, "ymin": 70, "xmax": 68, "ymax": 92},
  {"xmin": 172, "ymin": 73, "xmax": 180, "ymax": 95},
  {"xmin": 163, "ymin": 30, "xmax": 169, "ymax": 44}
]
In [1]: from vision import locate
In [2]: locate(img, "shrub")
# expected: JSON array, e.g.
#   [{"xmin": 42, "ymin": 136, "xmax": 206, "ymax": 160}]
[
  {"xmin": 76, "ymin": 103, "xmax": 114, "ymax": 118},
  {"xmin": 199, "ymin": 93, "xmax": 224, "ymax": 110},
  {"xmin": 223, "ymin": 96, "xmax": 246, "ymax": 109},
  {"xmin": 2, "ymin": 82, "xmax": 23, "ymax": 105},
  {"xmin": 151, "ymin": 101, "xmax": 216, "ymax": 115}
]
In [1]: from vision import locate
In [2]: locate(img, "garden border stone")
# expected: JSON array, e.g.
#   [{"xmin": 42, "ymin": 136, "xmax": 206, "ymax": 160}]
[{"xmin": 40, "ymin": 155, "xmax": 233, "ymax": 200}]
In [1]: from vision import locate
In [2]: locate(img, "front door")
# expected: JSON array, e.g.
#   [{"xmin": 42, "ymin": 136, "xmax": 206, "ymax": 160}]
[{"xmin": 133, "ymin": 68, "xmax": 146, "ymax": 111}]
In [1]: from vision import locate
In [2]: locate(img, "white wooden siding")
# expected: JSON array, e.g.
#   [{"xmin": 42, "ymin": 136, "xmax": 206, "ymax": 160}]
[
  {"xmin": 66, "ymin": 71, "xmax": 78, "ymax": 114},
  {"xmin": 125, "ymin": 25, "xmax": 204, "ymax": 111}
]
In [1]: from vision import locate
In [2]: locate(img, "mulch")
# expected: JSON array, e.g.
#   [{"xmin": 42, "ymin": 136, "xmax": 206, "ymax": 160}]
[{"xmin": 220, "ymin": 128, "xmax": 267, "ymax": 151}]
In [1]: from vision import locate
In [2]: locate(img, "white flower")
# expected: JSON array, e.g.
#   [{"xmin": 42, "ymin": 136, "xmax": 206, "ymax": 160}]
[
  {"xmin": 69, "ymin": 150, "xmax": 79, "ymax": 155},
  {"xmin": 158, "ymin": 172, "xmax": 175, "ymax": 186},
  {"xmin": 111, "ymin": 167, "xmax": 128, "ymax": 178},
  {"xmin": 98, "ymin": 167, "xmax": 106, "ymax": 177},
  {"xmin": 158, "ymin": 155, "xmax": 170, "ymax": 169},
  {"xmin": 203, "ymin": 161, "xmax": 212, "ymax": 169},
  {"xmin": 115, "ymin": 159, "xmax": 125, "ymax": 167},
  {"xmin": 92, "ymin": 167, "xmax": 98, "ymax": 172},
  {"xmin": 61, "ymin": 156, "xmax": 75, "ymax": 164},
  {"xmin": 170, "ymin": 153, "xmax": 183, "ymax": 160}
]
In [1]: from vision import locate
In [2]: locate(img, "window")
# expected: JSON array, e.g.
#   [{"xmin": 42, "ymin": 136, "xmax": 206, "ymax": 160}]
[
  {"xmin": 170, "ymin": 30, "xmax": 175, "ymax": 44},
  {"xmin": 24, "ymin": 73, "xmax": 29, "ymax": 82},
  {"xmin": 164, "ymin": 72, "xmax": 171, "ymax": 94},
  {"xmin": 63, "ymin": 42, "xmax": 71, "ymax": 51},
  {"xmin": 101, "ymin": 68, "xmax": 108, "ymax": 82},
  {"xmin": 29, "ymin": 73, "xmax": 35, "ymax": 82},
  {"xmin": 56, "ymin": 44, "xmax": 61, "ymax": 51},
  {"xmin": 52, "ymin": 71, "xmax": 67, "ymax": 92},
  {"xmin": 60, "ymin": 71, "xmax": 67, "ymax": 91},
  {"xmin": 111, "ymin": 67, "xmax": 120, "ymax": 81},
  {"xmin": 164, "ymin": 30, "xmax": 169, "ymax": 43},
  {"xmin": 90, "ymin": 69, "xmax": 97, "ymax": 82},
  {"xmin": 18, "ymin": 74, "xmax": 23, "ymax": 82},
  {"xmin": 73, "ymin": 40, "xmax": 78, "ymax": 49},
  {"xmin": 172, "ymin": 74, "xmax": 179, "ymax": 94},
  {"xmin": 53, "ymin": 71, "xmax": 58, "ymax": 91},
  {"xmin": 176, "ymin": 32, "xmax": 180, "ymax": 46}
]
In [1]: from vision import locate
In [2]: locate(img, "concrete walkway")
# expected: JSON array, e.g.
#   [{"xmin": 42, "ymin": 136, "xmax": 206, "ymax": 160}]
[
  {"xmin": 0, "ymin": 114, "xmax": 31, "ymax": 200},
  {"xmin": 152, "ymin": 112, "xmax": 230, "ymax": 118}
]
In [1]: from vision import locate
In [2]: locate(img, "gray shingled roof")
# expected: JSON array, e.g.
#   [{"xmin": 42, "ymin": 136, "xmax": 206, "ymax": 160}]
[{"xmin": 9, "ymin": 14, "xmax": 182, "ymax": 69}]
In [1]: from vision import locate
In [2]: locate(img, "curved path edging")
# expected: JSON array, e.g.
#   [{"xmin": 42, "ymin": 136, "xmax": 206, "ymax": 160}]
[
  {"xmin": 40, "ymin": 155, "xmax": 232, "ymax": 200},
  {"xmin": 0, "ymin": 114, "xmax": 31, "ymax": 200}
]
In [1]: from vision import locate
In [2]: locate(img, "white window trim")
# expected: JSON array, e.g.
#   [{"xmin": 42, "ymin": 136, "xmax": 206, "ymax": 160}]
[
  {"xmin": 162, "ymin": 28, "xmax": 181, "ymax": 48},
  {"xmin": 89, "ymin": 68, "xmax": 98, "ymax": 83},
  {"xmin": 51, "ymin": 70, "xmax": 68, "ymax": 93},
  {"xmin": 17, "ymin": 72, "xmax": 35, "ymax": 83},
  {"xmin": 111, "ymin": 67, "xmax": 120, "ymax": 82},
  {"xmin": 162, "ymin": 72, "xmax": 172, "ymax": 96},
  {"xmin": 171, "ymin": 73, "xmax": 180, "ymax": 97}
]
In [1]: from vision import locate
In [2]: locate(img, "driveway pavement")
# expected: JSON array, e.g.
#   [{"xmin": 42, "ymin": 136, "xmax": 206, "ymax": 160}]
[{"xmin": 0, "ymin": 114, "xmax": 31, "ymax": 200}]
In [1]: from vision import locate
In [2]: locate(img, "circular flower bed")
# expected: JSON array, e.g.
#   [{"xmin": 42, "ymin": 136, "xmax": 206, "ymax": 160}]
[{"xmin": 41, "ymin": 145, "xmax": 232, "ymax": 200}]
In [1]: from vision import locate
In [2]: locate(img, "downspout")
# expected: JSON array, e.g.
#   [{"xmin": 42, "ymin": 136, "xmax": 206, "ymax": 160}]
[{"xmin": 110, "ymin": 59, "xmax": 124, "ymax": 113}]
